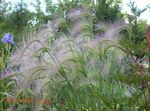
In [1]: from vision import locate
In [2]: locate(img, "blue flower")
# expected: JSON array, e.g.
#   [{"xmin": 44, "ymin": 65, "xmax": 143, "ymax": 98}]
[
  {"xmin": 2, "ymin": 68, "xmax": 11, "ymax": 75},
  {"xmin": 1, "ymin": 33, "xmax": 15, "ymax": 45}
]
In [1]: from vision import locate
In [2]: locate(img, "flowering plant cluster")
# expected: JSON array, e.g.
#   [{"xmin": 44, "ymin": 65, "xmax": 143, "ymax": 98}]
[
  {"xmin": 0, "ymin": 33, "xmax": 15, "ymax": 76},
  {"xmin": 1, "ymin": 33, "xmax": 14, "ymax": 45}
]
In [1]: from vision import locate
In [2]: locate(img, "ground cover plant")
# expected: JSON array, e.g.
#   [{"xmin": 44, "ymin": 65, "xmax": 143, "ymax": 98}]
[{"xmin": 1, "ymin": 0, "xmax": 150, "ymax": 111}]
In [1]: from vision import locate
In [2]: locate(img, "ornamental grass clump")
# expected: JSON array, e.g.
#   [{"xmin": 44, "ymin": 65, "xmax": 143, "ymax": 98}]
[{"xmin": 0, "ymin": 7, "xmax": 133, "ymax": 111}]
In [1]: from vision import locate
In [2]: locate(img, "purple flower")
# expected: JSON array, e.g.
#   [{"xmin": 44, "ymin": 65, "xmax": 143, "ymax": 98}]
[
  {"xmin": 2, "ymin": 68, "xmax": 11, "ymax": 75},
  {"xmin": 1, "ymin": 33, "xmax": 15, "ymax": 45}
]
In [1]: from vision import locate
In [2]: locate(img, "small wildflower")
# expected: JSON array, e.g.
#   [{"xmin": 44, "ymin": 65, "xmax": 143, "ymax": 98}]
[
  {"xmin": 1, "ymin": 33, "xmax": 15, "ymax": 45},
  {"xmin": 0, "ymin": 68, "xmax": 11, "ymax": 80},
  {"xmin": 3, "ymin": 68, "xmax": 11, "ymax": 75}
]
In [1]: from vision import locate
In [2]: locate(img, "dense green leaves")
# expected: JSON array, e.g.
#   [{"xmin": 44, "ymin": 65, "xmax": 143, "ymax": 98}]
[{"xmin": 95, "ymin": 0, "xmax": 123, "ymax": 23}]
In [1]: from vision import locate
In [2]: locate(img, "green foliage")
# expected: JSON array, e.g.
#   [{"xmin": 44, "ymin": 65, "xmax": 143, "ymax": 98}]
[
  {"xmin": 0, "ymin": 0, "xmax": 33, "ymax": 43},
  {"xmin": 0, "ymin": 43, "xmax": 15, "ymax": 110},
  {"xmin": 127, "ymin": 0, "xmax": 147, "ymax": 23},
  {"xmin": 126, "ymin": 1, "xmax": 147, "ymax": 43},
  {"xmin": 119, "ymin": 1, "xmax": 148, "ymax": 60},
  {"xmin": 45, "ymin": 0, "xmax": 57, "ymax": 15},
  {"xmin": 95, "ymin": 0, "xmax": 123, "ymax": 23},
  {"xmin": 9, "ymin": 4, "xmax": 32, "ymax": 35}
]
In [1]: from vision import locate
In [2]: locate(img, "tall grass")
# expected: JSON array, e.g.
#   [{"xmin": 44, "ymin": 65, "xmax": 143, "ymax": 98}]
[{"xmin": 1, "ymin": 6, "xmax": 149, "ymax": 111}]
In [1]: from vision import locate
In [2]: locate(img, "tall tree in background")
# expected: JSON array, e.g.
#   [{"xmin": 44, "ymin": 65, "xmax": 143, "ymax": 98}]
[
  {"xmin": 95, "ymin": 0, "xmax": 123, "ymax": 23},
  {"xmin": 0, "ymin": 0, "xmax": 10, "ymax": 35},
  {"xmin": 119, "ymin": 1, "xmax": 148, "ymax": 60},
  {"xmin": 45, "ymin": 0, "xmax": 57, "ymax": 15},
  {"xmin": 0, "ymin": 0, "xmax": 33, "ymax": 40},
  {"xmin": 10, "ymin": 1, "xmax": 32, "ymax": 34},
  {"xmin": 127, "ymin": 1, "xmax": 147, "ymax": 43}
]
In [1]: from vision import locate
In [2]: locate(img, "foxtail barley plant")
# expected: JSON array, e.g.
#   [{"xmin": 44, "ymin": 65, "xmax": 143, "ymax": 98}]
[{"xmin": 1, "ymin": 6, "xmax": 149, "ymax": 111}]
